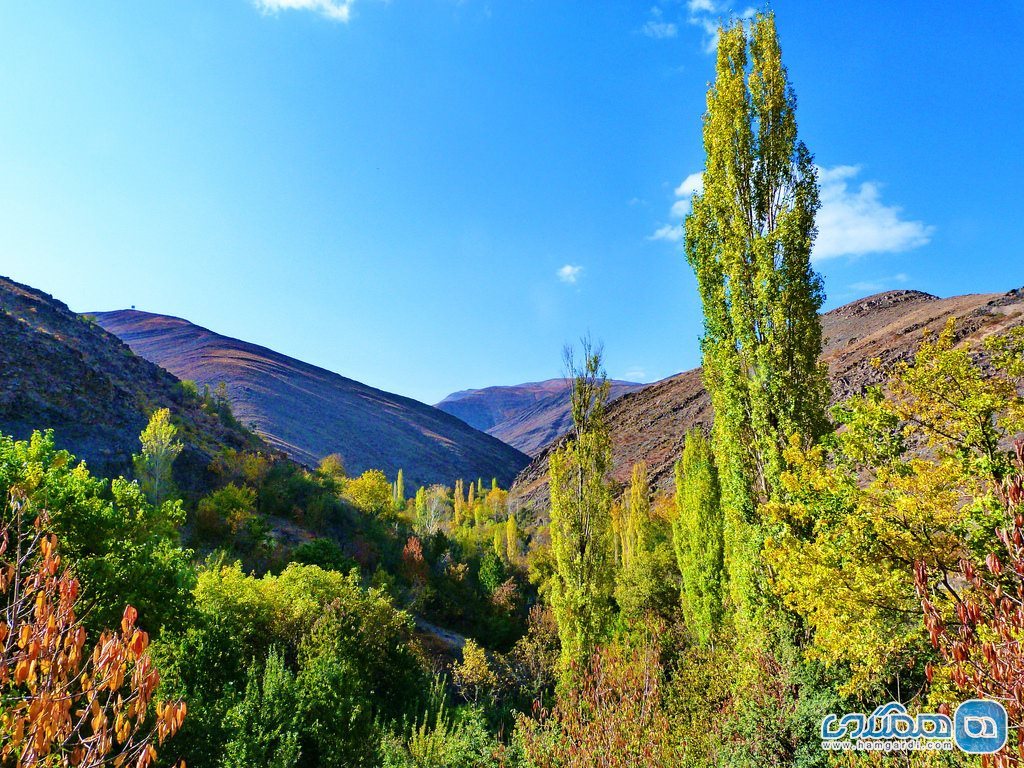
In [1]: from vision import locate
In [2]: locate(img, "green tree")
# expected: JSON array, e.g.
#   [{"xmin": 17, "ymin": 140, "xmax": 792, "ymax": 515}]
[
  {"xmin": 133, "ymin": 407, "xmax": 183, "ymax": 505},
  {"xmin": 292, "ymin": 538, "xmax": 356, "ymax": 573},
  {"xmin": 547, "ymin": 339, "xmax": 615, "ymax": 669},
  {"xmin": 765, "ymin": 323, "xmax": 1024, "ymax": 696},
  {"xmin": 682, "ymin": 14, "xmax": 834, "ymax": 763},
  {"xmin": 296, "ymin": 594, "xmax": 425, "ymax": 767},
  {"xmin": 223, "ymin": 648, "xmax": 302, "ymax": 768},
  {"xmin": 393, "ymin": 468, "xmax": 405, "ymax": 510},
  {"xmin": 505, "ymin": 514, "xmax": 519, "ymax": 564},
  {"xmin": 672, "ymin": 429, "xmax": 724, "ymax": 647},
  {"xmin": 619, "ymin": 462, "xmax": 651, "ymax": 569},
  {"xmin": 0, "ymin": 430, "xmax": 193, "ymax": 635},
  {"xmin": 317, "ymin": 453, "xmax": 347, "ymax": 484},
  {"xmin": 614, "ymin": 463, "xmax": 678, "ymax": 623},
  {"xmin": 197, "ymin": 482, "xmax": 258, "ymax": 538},
  {"xmin": 684, "ymin": 12, "xmax": 830, "ymax": 619},
  {"xmin": 346, "ymin": 469, "xmax": 394, "ymax": 518}
]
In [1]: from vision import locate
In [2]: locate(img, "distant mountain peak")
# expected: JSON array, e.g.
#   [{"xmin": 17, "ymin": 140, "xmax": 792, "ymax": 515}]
[{"xmin": 436, "ymin": 378, "xmax": 646, "ymax": 456}]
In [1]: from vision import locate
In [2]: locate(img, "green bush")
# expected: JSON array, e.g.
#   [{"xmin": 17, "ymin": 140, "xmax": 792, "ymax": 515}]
[{"xmin": 0, "ymin": 429, "xmax": 194, "ymax": 634}]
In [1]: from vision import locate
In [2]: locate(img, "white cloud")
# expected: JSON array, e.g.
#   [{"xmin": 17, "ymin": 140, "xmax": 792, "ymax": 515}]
[
  {"xmin": 814, "ymin": 166, "xmax": 933, "ymax": 260},
  {"xmin": 253, "ymin": 0, "xmax": 355, "ymax": 22},
  {"xmin": 650, "ymin": 166, "xmax": 932, "ymax": 261},
  {"xmin": 649, "ymin": 171, "xmax": 702, "ymax": 241},
  {"xmin": 674, "ymin": 172, "xmax": 703, "ymax": 197},
  {"xmin": 687, "ymin": 0, "xmax": 718, "ymax": 13},
  {"xmin": 848, "ymin": 273, "xmax": 910, "ymax": 294},
  {"xmin": 685, "ymin": 1, "xmax": 756, "ymax": 54},
  {"xmin": 650, "ymin": 223, "xmax": 684, "ymax": 243},
  {"xmin": 642, "ymin": 20, "xmax": 678, "ymax": 38},
  {"xmin": 641, "ymin": 7, "xmax": 678, "ymax": 39},
  {"xmin": 557, "ymin": 264, "xmax": 584, "ymax": 284}
]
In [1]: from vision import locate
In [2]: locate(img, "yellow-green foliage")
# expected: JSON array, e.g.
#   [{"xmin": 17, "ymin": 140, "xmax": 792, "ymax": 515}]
[
  {"xmin": 134, "ymin": 407, "xmax": 183, "ymax": 505},
  {"xmin": 765, "ymin": 323, "xmax": 1024, "ymax": 696},
  {"xmin": 346, "ymin": 469, "xmax": 395, "ymax": 517},
  {"xmin": 548, "ymin": 341, "xmax": 615, "ymax": 669},
  {"xmin": 672, "ymin": 429, "xmax": 724, "ymax": 647},
  {"xmin": 684, "ymin": 12, "xmax": 830, "ymax": 621}
]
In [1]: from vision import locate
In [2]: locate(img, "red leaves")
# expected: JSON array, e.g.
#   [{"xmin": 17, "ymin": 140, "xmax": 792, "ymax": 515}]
[
  {"xmin": 915, "ymin": 441, "xmax": 1024, "ymax": 767},
  {"xmin": 121, "ymin": 605, "xmax": 138, "ymax": 635}
]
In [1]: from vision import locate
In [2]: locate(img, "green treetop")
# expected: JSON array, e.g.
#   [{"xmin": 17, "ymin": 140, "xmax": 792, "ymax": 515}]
[{"xmin": 133, "ymin": 407, "xmax": 183, "ymax": 506}]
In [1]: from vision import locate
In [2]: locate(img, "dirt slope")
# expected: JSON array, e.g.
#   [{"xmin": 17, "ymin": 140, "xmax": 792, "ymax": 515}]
[{"xmin": 510, "ymin": 288, "xmax": 1024, "ymax": 513}]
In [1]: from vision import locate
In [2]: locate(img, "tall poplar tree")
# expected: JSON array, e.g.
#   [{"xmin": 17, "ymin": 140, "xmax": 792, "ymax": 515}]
[
  {"xmin": 672, "ymin": 429, "xmax": 724, "ymax": 647},
  {"xmin": 547, "ymin": 338, "xmax": 614, "ymax": 670},
  {"xmin": 683, "ymin": 14, "xmax": 835, "ymax": 761},
  {"xmin": 684, "ymin": 12, "xmax": 830, "ymax": 617}
]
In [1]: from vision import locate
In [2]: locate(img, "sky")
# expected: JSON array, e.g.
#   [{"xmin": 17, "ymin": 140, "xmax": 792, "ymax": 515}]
[{"xmin": 1, "ymin": 1, "xmax": 1022, "ymax": 404}]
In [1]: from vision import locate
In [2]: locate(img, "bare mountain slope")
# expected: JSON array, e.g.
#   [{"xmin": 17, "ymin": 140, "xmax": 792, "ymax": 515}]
[
  {"xmin": 0, "ymin": 276, "xmax": 263, "ymax": 495},
  {"xmin": 93, "ymin": 310, "xmax": 530, "ymax": 489},
  {"xmin": 510, "ymin": 288, "xmax": 1024, "ymax": 512},
  {"xmin": 436, "ymin": 379, "xmax": 645, "ymax": 456}
]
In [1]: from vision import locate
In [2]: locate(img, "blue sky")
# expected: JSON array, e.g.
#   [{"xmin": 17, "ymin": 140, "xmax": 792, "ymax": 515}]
[{"xmin": 1, "ymin": 1, "xmax": 1021, "ymax": 404}]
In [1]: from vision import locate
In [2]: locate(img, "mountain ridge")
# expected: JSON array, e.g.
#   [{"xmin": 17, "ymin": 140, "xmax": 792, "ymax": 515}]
[
  {"xmin": 509, "ymin": 287, "xmax": 1024, "ymax": 513},
  {"xmin": 93, "ymin": 309, "xmax": 530, "ymax": 489},
  {"xmin": 0, "ymin": 276, "xmax": 265, "ymax": 497},
  {"xmin": 436, "ymin": 379, "xmax": 646, "ymax": 456}
]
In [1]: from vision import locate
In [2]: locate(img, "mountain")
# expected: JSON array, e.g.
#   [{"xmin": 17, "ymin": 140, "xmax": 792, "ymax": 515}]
[
  {"xmin": 436, "ymin": 379, "xmax": 646, "ymax": 456},
  {"xmin": 93, "ymin": 310, "xmax": 530, "ymax": 489},
  {"xmin": 0, "ymin": 276, "xmax": 264, "ymax": 496},
  {"xmin": 510, "ymin": 287, "xmax": 1024, "ymax": 513}
]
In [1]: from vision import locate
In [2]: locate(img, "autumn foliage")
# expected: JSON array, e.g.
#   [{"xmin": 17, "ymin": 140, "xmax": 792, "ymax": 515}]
[
  {"xmin": 0, "ymin": 492, "xmax": 185, "ymax": 767},
  {"xmin": 917, "ymin": 439, "xmax": 1024, "ymax": 766},
  {"xmin": 516, "ymin": 636, "xmax": 673, "ymax": 768}
]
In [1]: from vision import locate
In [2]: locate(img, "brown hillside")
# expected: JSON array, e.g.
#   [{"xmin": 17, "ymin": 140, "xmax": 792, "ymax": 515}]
[
  {"xmin": 0, "ymin": 276, "xmax": 264, "ymax": 496},
  {"xmin": 510, "ymin": 288, "xmax": 1024, "ymax": 513},
  {"xmin": 93, "ymin": 310, "xmax": 530, "ymax": 489}
]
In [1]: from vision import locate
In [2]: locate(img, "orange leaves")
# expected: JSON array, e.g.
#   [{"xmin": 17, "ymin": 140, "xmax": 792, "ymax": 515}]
[
  {"xmin": 121, "ymin": 605, "xmax": 138, "ymax": 635},
  {"xmin": 0, "ymin": 494, "xmax": 186, "ymax": 767}
]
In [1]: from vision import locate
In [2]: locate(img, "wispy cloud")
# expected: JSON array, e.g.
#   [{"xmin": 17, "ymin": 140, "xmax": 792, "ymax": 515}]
[
  {"xmin": 557, "ymin": 264, "xmax": 584, "ymax": 284},
  {"xmin": 624, "ymin": 367, "xmax": 647, "ymax": 381},
  {"xmin": 641, "ymin": 8, "xmax": 678, "ymax": 39},
  {"xmin": 649, "ymin": 171, "xmax": 702, "ymax": 242},
  {"xmin": 685, "ymin": 1, "xmax": 755, "ymax": 54},
  {"xmin": 253, "ymin": 0, "xmax": 355, "ymax": 22},
  {"xmin": 815, "ymin": 166, "xmax": 933, "ymax": 260}
]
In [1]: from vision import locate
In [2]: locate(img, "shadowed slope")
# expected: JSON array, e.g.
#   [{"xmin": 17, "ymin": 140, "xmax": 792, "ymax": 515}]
[
  {"xmin": 0, "ymin": 276, "xmax": 263, "ymax": 496},
  {"xmin": 93, "ymin": 310, "xmax": 529, "ymax": 489}
]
